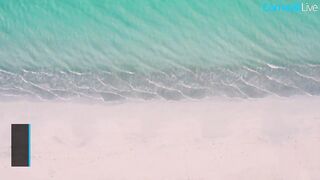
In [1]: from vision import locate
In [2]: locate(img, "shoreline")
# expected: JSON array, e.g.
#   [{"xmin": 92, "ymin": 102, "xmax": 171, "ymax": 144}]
[{"xmin": 0, "ymin": 93, "xmax": 317, "ymax": 105}]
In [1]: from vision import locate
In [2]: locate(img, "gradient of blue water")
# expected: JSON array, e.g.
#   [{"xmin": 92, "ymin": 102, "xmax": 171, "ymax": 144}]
[{"xmin": 0, "ymin": 0, "xmax": 319, "ymax": 101}]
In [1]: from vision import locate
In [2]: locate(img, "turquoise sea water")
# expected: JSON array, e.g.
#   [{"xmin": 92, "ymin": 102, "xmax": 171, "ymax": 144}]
[{"xmin": 0, "ymin": 0, "xmax": 320, "ymax": 101}]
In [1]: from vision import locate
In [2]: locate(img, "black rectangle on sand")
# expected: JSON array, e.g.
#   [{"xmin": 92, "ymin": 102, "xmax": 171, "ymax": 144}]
[{"xmin": 11, "ymin": 124, "xmax": 30, "ymax": 167}]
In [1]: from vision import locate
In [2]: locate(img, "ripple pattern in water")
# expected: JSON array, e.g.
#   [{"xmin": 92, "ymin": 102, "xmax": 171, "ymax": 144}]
[
  {"xmin": 0, "ymin": 1, "xmax": 320, "ymax": 101},
  {"xmin": 1, "ymin": 64, "xmax": 320, "ymax": 101}
]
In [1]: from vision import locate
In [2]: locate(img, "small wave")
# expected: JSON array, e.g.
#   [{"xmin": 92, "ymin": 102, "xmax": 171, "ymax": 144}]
[{"xmin": 1, "ymin": 64, "xmax": 320, "ymax": 102}]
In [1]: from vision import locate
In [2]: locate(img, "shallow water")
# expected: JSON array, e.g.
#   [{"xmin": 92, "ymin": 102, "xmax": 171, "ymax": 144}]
[{"xmin": 1, "ymin": 0, "xmax": 320, "ymax": 101}]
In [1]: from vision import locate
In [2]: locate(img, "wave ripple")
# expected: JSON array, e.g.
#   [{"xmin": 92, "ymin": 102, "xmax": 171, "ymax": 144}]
[{"xmin": 1, "ymin": 64, "xmax": 320, "ymax": 101}]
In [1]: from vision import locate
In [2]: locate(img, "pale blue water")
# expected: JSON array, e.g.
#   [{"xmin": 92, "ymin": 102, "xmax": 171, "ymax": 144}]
[{"xmin": 0, "ymin": 0, "xmax": 320, "ymax": 101}]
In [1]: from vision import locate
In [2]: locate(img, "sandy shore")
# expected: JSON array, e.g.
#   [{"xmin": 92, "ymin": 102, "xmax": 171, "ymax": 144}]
[{"xmin": 0, "ymin": 97, "xmax": 320, "ymax": 179}]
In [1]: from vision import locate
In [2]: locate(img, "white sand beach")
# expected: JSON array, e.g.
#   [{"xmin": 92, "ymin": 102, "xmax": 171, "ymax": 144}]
[{"xmin": 0, "ymin": 97, "xmax": 320, "ymax": 180}]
